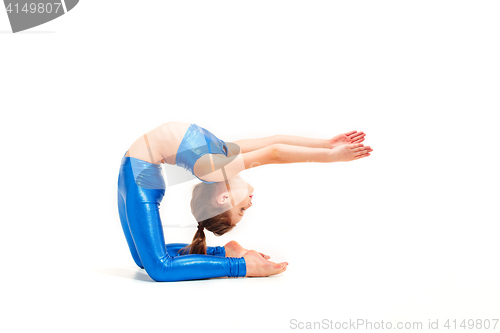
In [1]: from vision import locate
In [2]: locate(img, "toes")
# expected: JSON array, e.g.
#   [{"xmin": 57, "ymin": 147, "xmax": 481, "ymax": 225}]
[
  {"xmin": 276, "ymin": 262, "xmax": 288, "ymax": 269},
  {"xmin": 270, "ymin": 262, "xmax": 288, "ymax": 275},
  {"xmin": 259, "ymin": 252, "xmax": 270, "ymax": 259},
  {"xmin": 278, "ymin": 262, "xmax": 288, "ymax": 273}
]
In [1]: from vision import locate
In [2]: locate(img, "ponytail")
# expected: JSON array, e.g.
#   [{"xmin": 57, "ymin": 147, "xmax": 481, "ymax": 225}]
[{"xmin": 189, "ymin": 224, "xmax": 207, "ymax": 255}]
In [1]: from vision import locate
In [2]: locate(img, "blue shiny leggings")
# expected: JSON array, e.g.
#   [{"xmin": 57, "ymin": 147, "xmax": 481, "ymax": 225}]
[{"xmin": 117, "ymin": 154, "xmax": 246, "ymax": 282}]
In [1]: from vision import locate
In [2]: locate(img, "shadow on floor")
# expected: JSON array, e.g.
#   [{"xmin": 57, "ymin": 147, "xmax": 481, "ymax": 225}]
[{"xmin": 93, "ymin": 266, "xmax": 154, "ymax": 282}]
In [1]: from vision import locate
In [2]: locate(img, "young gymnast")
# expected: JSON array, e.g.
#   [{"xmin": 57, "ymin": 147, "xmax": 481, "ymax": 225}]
[{"xmin": 118, "ymin": 122, "xmax": 372, "ymax": 282}]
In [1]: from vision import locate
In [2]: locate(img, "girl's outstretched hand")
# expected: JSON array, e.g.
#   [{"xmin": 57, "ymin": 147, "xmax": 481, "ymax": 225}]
[
  {"xmin": 328, "ymin": 131, "xmax": 366, "ymax": 149},
  {"xmin": 328, "ymin": 143, "xmax": 373, "ymax": 162}
]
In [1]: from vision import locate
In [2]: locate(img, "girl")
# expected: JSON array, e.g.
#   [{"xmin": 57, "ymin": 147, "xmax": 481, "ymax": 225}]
[{"xmin": 117, "ymin": 122, "xmax": 372, "ymax": 282}]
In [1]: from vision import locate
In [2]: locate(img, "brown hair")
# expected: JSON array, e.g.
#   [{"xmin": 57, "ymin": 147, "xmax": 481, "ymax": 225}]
[{"xmin": 182, "ymin": 181, "xmax": 235, "ymax": 255}]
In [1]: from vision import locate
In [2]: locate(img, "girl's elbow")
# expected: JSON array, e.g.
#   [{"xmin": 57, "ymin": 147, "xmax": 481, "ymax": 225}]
[{"xmin": 269, "ymin": 144, "xmax": 282, "ymax": 164}]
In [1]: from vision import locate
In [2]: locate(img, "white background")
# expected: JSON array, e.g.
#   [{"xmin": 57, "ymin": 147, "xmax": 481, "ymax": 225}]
[{"xmin": 1, "ymin": 1, "xmax": 499, "ymax": 332}]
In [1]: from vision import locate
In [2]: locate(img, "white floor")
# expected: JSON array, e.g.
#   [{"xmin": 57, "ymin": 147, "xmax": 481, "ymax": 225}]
[{"xmin": 1, "ymin": 1, "xmax": 499, "ymax": 332}]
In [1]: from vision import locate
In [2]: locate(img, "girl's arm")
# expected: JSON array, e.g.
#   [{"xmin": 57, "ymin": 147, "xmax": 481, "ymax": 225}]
[
  {"xmin": 193, "ymin": 143, "xmax": 372, "ymax": 183},
  {"xmin": 231, "ymin": 131, "xmax": 365, "ymax": 153},
  {"xmin": 232, "ymin": 135, "xmax": 329, "ymax": 153}
]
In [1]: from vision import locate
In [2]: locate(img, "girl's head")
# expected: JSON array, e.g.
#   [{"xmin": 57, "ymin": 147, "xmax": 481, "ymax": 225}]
[{"xmin": 185, "ymin": 175, "xmax": 254, "ymax": 255}]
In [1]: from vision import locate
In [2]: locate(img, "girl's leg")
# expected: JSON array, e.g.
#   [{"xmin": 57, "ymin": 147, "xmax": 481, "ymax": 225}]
[
  {"xmin": 168, "ymin": 241, "xmax": 270, "ymax": 259},
  {"xmin": 125, "ymin": 195, "xmax": 245, "ymax": 281},
  {"xmin": 118, "ymin": 175, "xmax": 144, "ymax": 268},
  {"xmin": 119, "ymin": 156, "xmax": 245, "ymax": 282},
  {"xmin": 165, "ymin": 243, "xmax": 226, "ymax": 257}
]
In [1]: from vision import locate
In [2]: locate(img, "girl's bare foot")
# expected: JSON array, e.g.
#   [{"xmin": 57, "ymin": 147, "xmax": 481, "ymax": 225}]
[
  {"xmin": 328, "ymin": 131, "xmax": 366, "ymax": 149},
  {"xmin": 225, "ymin": 240, "xmax": 270, "ymax": 259},
  {"xmin": 243, "ymin": 250, "xmax": 288, "ymax": 277},
  {"xmin": 329, "ymin": 143, "xmax": 373, "ymax": 162}
]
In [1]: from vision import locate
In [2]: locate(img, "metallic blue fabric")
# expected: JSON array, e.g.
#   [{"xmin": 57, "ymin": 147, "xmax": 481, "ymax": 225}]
[
  {"xmin": 117, "ymin": 154, "xmax": 246, "ymax": 282},
  {"xmin": 166, "ymin": 243, "xmax": 226, "ymax": 257},
  {"xmin": 175, "ymin": 123, "xmax": 229, "ymax": 183}
]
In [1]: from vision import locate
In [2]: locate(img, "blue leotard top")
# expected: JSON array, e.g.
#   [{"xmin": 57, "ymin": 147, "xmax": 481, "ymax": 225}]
[{"xmin": 175, "ymin": 123, "xmax": 228, "ymax": 183}]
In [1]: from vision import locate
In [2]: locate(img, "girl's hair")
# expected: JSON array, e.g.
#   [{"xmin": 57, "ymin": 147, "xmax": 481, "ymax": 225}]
[{"xmin": 182, "ymin": 181, "xmax": 235, "ymax": 255}]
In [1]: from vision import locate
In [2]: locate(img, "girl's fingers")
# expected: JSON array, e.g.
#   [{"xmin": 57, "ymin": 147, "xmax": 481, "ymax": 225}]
[
  {"xmin": 349, "ymin": 132, "xmax": 365, "ymax": 139},
  {"xmin": 350, "ymin": 131, "xmax": 364, "ymax": 138},
  {"xmin": 353, "ymin": 153, "xmax": 370, "ymax": 160},
  {"xmin": 344, "ymin": 130, "xmax": 358, "ymax": 136},
  {"xmin": 353, "ymin": 147, "xmax": 372, "ymax": 158},
  {"xmin": 353, "ymin": 145, "xmax": 371, "ymax": 151}
]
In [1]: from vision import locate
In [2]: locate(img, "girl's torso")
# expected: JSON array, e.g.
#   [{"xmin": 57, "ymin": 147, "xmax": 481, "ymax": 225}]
[{"xmin": 126, "ymin": 122, "xmax": 191, "ymax": 165}]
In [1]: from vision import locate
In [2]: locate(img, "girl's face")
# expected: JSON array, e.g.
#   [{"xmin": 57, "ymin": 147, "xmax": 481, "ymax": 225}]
[{"xmin": 225, "ymin": 174, "xmax": 254, "ymax": 225}]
